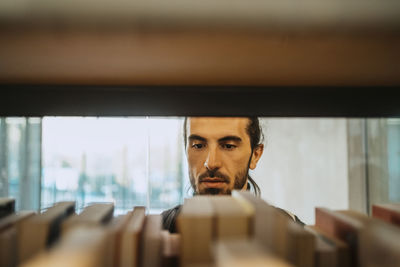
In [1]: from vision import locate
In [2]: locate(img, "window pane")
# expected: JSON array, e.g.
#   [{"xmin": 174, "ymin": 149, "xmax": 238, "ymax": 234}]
[
  {"xmin": 0, "ymin": 117, "xmax": 41, "ymax": 211},
  {"xmin": 387, "ymin": 119, "xmax": 400, "ymax": 202},
  {"xmin": 148, "ymin": 117, "xmax": 186, "ymax": 213},
  {"xmin": 42, "ymin": 117, "xmax": 185, "ymax": 214}
]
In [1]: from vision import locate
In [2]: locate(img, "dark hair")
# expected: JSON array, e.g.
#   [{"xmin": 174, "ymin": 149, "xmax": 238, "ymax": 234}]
[
  {"xmin": 246, "ymin": 117, "xmax": 263, "ymax": 196},
  {"xmin": 183, "ymin": 117, "xmax": 263, "ymax": 196}
]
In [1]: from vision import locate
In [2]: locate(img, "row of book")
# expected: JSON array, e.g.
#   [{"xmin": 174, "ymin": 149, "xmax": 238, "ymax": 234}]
[
  {"xmin": 0, "ymin": 199, "xmax": 170, "ymax": 267},
  {"xmin": 1, "ymin": 194, "xmax": 400, "ymax": 267},
  {"xmin": 178, "ymin": 192, "xmax": 400, "ymax": 267}
]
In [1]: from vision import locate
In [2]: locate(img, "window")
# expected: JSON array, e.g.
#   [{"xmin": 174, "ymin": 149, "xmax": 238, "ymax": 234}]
[
  {"xmin": 1, "ymin": 117, "xmax": 188, "ymax": 214},
  {"xmin": 41, "ymin": 117, "xmax": 187, "ymax": 214},
  {"xmin": 0, "ymin": 117, "xmax": 399, "ymax": 223},
  {"xmin": 0, "ymin": 118, "xmax": 41, "ymax": 211}
]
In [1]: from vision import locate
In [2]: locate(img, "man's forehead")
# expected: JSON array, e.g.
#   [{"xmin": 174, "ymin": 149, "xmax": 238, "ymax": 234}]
[{"xmin": 187, "ymin": 117, "xmax": 250, "ymax": 139}]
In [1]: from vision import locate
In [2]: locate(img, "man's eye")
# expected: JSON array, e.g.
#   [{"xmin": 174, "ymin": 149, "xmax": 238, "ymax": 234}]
[
  {"xmin": 222, "ymin": 144, "xmax": 236, "ymax": 150},
  {"xmin": 192, "ymin": 144, "xmax": 204, "ymax": 149}
]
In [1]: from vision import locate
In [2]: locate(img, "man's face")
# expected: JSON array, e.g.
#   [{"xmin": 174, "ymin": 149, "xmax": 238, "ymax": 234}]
[{"xmin": 186, "ymin": 117, "xmax": 263, "ymax": 195}]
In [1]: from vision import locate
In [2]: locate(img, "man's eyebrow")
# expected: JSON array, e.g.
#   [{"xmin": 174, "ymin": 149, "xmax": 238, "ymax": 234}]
[
  {"xmin": 218, "ymin": 136, "xmax": 242, "ymax": 142},
  {"xmin": 188, "ymin": 134, "xmax": 207, "ymax": 142}
]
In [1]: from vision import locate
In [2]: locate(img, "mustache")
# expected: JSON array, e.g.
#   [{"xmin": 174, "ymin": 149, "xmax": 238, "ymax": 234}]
[{"xmin": 198, "ymin": 170, "xmax": 230, "ymax": 183}]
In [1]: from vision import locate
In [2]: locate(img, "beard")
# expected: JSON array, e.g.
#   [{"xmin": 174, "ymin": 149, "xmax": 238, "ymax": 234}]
[{"xmin": 189, "ymin": 166, "xmax": 249, "ymax": 195}]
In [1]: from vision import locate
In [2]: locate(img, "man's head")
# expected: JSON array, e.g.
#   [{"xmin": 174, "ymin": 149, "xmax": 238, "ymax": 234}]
[{"xmin": 184, "ymin": 117, "xmax": 264, "ymax": 195}]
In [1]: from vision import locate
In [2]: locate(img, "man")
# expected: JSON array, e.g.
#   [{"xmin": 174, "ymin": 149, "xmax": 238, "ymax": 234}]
[
  {"xmin": 184, "ymin": 117, "xmax": 264, "ymax": 196},
  {"xmin": 162, "ymin": 117, "xmax": 302, "ymax": 233}
]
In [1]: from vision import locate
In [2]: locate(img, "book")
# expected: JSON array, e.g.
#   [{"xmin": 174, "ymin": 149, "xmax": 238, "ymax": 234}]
[
  {"xmin": 233, "ymin": 191, "xmax": 314, "ymax": 267},
  {"xmin": 306, "ymin": 225, "xmax": 350, "ymax": 267},
  {"xmin": 285, "ymin": 221, "xmax": 315, "ymax": 267},
  {"xmin": 210, "ymin": 196, "xmax": 254, "ymax": 239},
  {"xmin": 62, "ymin": 203, "xmax": 114, "ymax": 234},
  {"xmin": 20, "ymin": 225, "xmax": 108, "ymax": 267},
  {"xmin": 177, "ymin": 196, "xmax": 214, "ymax": 266},
  {"xmin": 214, "ymin": 239, "xmax": 295, "ymax": 267},
  {"xmin": 359, "ymin": 221, "xmax": 400, "ymax": 267},
  {"xmin": 0, "ymin": 198, "xmax": 15, "ymax": 219},
  {"xmin": 0, "ymin": 211, "xmax": 35, "ymax": 233},
  {"xmin": 337, "ymin": 210, "xmax": 371, "ymax": 224},
  {"xmin": 315, "ymin": 208, "xmax": 364, "ymax": 267},
  {"xmin": 120, "ymin": 206, "xmax": 146, "ymax": 267},
  {"xmin": 141, "ymin": 214, "xmax": 162, "ymax": 267},
  {"xmin": 106, "ymin": 213, "xmax": 134, "ymax": 267},
  {"xmin": 304, "ymin": 226, "xmax": 338, "ymax": 267},
  {"xmin": 18, "ymin": 201, "xmax": 75, "ymax": 264},
  {"xmin": 372, "ymin": 203, "xmax": 400, "ymax": 227},
  {"xmin": 161, "ymin": 230, "xmax": 180, "ymax": 267},
  {"xmin": 0, "ymin": 211, "xmax": 35, "ymax": 267},
  {"xmin": 232, "ymin": 191, "xmax": 289, "ymax": 257}
]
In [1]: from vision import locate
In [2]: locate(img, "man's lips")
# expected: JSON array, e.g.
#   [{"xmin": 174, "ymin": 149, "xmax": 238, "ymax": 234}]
[
  {"xmin": 200, "ymin": 177, "xmax": 228, "ymax": 188},
  {"xmin": 200, "ymin": 178, "xmax": 227, "ymax": 183}
]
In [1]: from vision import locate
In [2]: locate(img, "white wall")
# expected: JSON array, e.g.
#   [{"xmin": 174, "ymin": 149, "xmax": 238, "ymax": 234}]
[{"xmin": 251, "ymin": 118, "xmax": 349, "ymax": 224}]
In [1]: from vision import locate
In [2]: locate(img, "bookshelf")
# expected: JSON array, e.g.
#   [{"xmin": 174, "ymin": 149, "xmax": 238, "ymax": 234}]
[{"xmin": 0, "ymin": 0, "xmax": 400, "ymax": 117}]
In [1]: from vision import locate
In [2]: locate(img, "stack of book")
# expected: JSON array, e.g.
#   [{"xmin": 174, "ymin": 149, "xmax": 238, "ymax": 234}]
[{"xmin": 0, "ymin": 196, "xmax": 399, "ymax": 267}]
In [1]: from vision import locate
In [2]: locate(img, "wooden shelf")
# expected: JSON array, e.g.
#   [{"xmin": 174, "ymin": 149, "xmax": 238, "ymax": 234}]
[{"xmin": 1, "ymin": 0, "xmax": 399, "ymax": 116}]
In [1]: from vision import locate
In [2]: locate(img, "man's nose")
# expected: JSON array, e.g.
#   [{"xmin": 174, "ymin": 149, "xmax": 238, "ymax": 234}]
[{"xmin": 204, "ymin": 147, "xmax": 222, "ymax": 171}]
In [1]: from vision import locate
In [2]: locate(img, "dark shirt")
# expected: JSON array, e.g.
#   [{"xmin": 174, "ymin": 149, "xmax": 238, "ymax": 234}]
[{"xmin": 162, "ymin": 204, "xmax": 182, "ymax": 233}]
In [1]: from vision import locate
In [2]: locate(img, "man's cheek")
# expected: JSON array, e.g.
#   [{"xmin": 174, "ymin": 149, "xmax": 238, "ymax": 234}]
[{"xmin": 189, "ymin": 154, "xmax": 203, "ymax": 167}]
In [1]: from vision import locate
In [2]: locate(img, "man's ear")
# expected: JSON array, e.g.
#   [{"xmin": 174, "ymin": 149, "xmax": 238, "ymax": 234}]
[{"xmin": 249, "ymin": 144, "xmax": 264, "ymax": 170}]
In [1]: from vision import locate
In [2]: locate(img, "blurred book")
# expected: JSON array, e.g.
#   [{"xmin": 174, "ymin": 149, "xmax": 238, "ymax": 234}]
[
  {"xmin": 306, "ymin": 225, "xmax": 350, "ymax": 267},
  {"xmin": 0, "ymin": 211, "xmax": 35, "ymax": 267},
  {"xmin": 18, "ymin": 201, "xmax": 75, "ymax": 264},
  {"xmin": 0, "ymin": 198, "xmax": 15, "ymax": 219},
  {"xmin": 233, "ymin": 191, "xmax": 314, "ymax": 267},
  {"xmin": 161, "ymin": 230, "xmax": 180, "ymax": 267},
  {"xmin": 120, "ymin": 206, "xmax": 145, "ymax": 267},
  {"xmin": 210, "ymin": 196, "xmax": 253, "ymax": 239},
  {"xmin": 62, "ymin": 203, "xmax": 114, "ymax": 234},
  {"xmin": 214, "ymin": 239, "xmax": 294, "ymax": 267},
  {"xmin": 178, "ymin": 196, "xmax": 214, "ymax": 267},
  {"xmin": 141, "ymin": 214, "xmax": 162, "ymax": 267},
  {"xmin": 20, "ymin": 226, "xmax": 108, "ymax": 267},
  {"xmin": 359, "ymin": 221, "xmax": 400, "ymax": 267},
  {"xmin": 372, "ymin": 203, "xmax": 400, "ymax": 227}
]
